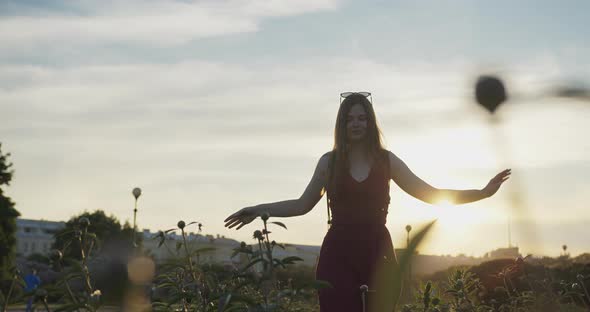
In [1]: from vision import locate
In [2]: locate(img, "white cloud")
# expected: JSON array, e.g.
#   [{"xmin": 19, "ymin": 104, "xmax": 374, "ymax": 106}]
[
  {"xmin": 2, "ymin": 0, "xmax": 590, "ymax": 257},
  {"xmin": 0, "ymin": 0, "xmax": 339, "ymax": 49},
  {"xmin": 1, "ymin": 54, "xmax": 589, "ymax": 255},
  {"xmin": 1, "ymin": 56, "xmax": 588, "ymax": 158}
]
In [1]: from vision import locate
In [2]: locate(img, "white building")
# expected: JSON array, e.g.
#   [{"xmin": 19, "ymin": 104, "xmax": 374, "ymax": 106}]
[
  {"xmin": 14, "ymin": 219, "xmax": 321, "ymax": 269},
  {"xmin": 16, "ymin": 218, "xmax": 65, "ymax": 257},
  {"xmin": 486, "ymin": 246, "xmax": 521, "ymax": 260}
]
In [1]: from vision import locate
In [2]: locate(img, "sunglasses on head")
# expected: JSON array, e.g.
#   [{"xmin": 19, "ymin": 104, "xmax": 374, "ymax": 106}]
[{"xmin": 340, "ymin": 92, "xmax": 372, "ymax": 104}]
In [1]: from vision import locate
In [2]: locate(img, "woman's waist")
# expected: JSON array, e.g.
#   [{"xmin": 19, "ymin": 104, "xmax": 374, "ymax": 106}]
[
  {"xmin": 324, "ymin": 223, "xmax": 391, "ymax": 243},
  {"xmin": 327, "ymin": 222, "xmax": 389, "ymax": 234},
  {"xmin": 330, "ymin": 215, "xmax": 387, "ymax": 228},
  {"xmin": 329, "ymin": 205, "xmax": 389, "ymax": 224},
  {"xmin": 329, "ymin": 194, "xmax": 390, "ymax": 205}
]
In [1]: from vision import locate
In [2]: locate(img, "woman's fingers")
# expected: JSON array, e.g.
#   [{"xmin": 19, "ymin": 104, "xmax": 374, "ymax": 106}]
[
  {"xmin": 226, "ymin": 215, "xmax": 245, "ymax": 225},
  {"xmin": 224, "ymin": 210, "xmax": 244, "ymax": 222},
  {"xmin": 225, "ymin": 209, "xmax": 249, "ymax": 225},
  {"xmin": 223, "ymin": 216, "xmax": 238, "ymax": 226},
  {"xmin": 496, "ymin": 176, "xmax": 509, "ymax": 184},
  {"xmin": 492, "ymin": 176, "xmax": 510, "ymax": 186},
  {"xmin": 227, "ymin": 222, "xmax": 241, "ymax": 229},
  {"xmin": 226, "ymin": 219, "xmax": 245, "ymax": 229},
  {"xmin": 225, "ymin": 207, "xmax": 258, "ymax": 230},
  {"xmin": 492, "ymin": 169, "xmax": 511, "ymax": 182},
  {"xmin": 224, "ymin": 207, "xmax": 255, "ymax": 222},
  {"xmin": 489, "ymin": 173, "xmax": 510, "ymax": 190},
  {"xmin": 227, "ymin": 217, "xmax": 253, "ymax": 230},
  {"xmin": 224, "ymin": 211, "xmax": 256, "ymax": 229},
  {"xmin": 224, "ymin": 219, "xmax": 240, "ymax": 228},
  {"xmin": 224, "ymin": 213, "xmax": 244, "ymax": 225}
]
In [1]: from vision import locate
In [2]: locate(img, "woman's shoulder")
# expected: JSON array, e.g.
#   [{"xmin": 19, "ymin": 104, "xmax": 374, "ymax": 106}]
[
  {"xmin": 379, "ymin": 148, "xmax": 391, "ymax": 160},
  {"xmin": 322, "ymin": 150, "xmax": 335, "ymax": 158},
  {"xmin": 377, "ymin": 149, "xmax": 394, "ymax": 172},
  {"xmin": 381, "ymin": 149, "xmax": 401, "ymax": 160},
  {"xmin": 318, "ymin": 151, "xmax": 335, "ymax": 169},
  {"xmin": 321, "ymin": 151, "xmax": 336, "ymax": 166}
]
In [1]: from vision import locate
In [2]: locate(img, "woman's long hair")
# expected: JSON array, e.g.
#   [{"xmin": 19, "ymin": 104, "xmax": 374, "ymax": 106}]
[{"xmin": 326, "ymin": 93, "xmax": 386, "ymax": 197}]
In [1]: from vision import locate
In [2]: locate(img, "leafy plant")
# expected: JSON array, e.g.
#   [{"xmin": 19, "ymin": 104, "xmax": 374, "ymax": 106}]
[
  {"xmin": 151, "ymin": 215, "xmax": 326, "ymax": 312},
  {"xmin": 48, "ymin": 217, "xmax": 103, "ymax": 312}
]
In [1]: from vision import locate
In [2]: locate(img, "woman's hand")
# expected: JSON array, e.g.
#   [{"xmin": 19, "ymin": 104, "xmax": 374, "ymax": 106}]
[
  {"xmin": 224, "ymin": 206, "xmax": 261, "ymax": 230},
  {"xmin": 482, "ymin": 169, "xmax": 511, "ymax": 198}
]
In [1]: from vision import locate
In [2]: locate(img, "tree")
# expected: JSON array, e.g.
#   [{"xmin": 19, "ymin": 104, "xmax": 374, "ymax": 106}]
[
  {"xmin": 52, "ymin": 210, "xmax": 140, "ymax": 260},
  {"xmin": 0, "ymin": 143, "xmax": 20, "ymax": 291},
  {"xmin": 52, "ymin": 210, "xmax": 142, "ymax": 304}
]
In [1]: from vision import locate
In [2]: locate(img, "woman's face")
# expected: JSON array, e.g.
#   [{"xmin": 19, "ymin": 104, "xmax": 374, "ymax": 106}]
[{"xmin": 346, "ymin": 103, "xmax": 368, "ymax": 142}]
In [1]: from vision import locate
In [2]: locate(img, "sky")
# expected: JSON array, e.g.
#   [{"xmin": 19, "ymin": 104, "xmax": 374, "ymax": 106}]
[{"xmin": 1, "ymin": 0, "xmax": 589, "ymax": 257}]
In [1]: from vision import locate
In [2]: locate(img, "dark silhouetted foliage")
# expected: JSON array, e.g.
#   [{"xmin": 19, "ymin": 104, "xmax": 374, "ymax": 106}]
[
  {"xmin": 52, "ymin": 210, "xmax": 140, "ymax": 260},
  {"xmin": 0, "ymin": 143, "xmax": 20, "ymax": 293}
]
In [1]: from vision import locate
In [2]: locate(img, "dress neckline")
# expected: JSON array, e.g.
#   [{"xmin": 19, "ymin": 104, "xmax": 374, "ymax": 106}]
[{"xmin": 348, "ymin": 164, "xmax": 373, "ymax": 183}]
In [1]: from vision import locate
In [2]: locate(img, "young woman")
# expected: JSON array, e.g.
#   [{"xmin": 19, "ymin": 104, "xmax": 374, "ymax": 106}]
[{"xmin": 224, "ymin": 93, "xmax": 511, "ymax": 311}]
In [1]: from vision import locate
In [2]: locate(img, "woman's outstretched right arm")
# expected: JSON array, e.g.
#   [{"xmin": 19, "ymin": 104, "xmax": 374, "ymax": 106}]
[{"xmin": 224, "ymin": 152, "xmax": 331, "ymax": 230}]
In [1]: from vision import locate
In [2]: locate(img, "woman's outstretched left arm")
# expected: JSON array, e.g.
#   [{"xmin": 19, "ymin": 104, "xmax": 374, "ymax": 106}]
[{"xmin": 387, "ymin": 151, "xmax": 511, "ymax": 205}]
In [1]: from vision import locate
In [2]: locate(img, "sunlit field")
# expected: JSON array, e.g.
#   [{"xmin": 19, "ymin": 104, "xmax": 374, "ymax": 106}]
[{"xmin": 1, "ymin": 213, "xmax": 589, "ymax": 311}]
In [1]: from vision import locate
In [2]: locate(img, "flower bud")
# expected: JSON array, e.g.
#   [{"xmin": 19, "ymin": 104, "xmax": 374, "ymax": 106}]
[
  {"xmin": 253, "ymin": 230, "xmax": 263, "ymax": 240},
  {"xmin": 425, "ymin": 281, "xmax": 432, "ymax": 293},
  {"xmin": 132, "ymin": 187, "xmax": 142, "ymax": 199},
  {"xmin": 50, "ymin": 250, "xmax": 63, "ymax": 262},
  {"xmin": 475, "ymin": 75, "xmax": 507, "ymax": 113},
  {"xmin": 79, "ymin": 217, "xmax": 90, "ymax": 228},
  {"xmin": 261, "ymin": 212, "xmax": 270, "ymax": 221},
  {"xmin": 89, "ymin": 289, "xmax": 102, "ymax": 304},
  {"xmin": 177, "ymin": 220, "xmax": 186, "ymax": 229}
]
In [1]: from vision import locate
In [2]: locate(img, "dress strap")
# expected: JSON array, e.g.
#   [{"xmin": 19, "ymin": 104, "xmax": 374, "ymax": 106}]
[{"xmin": 326, "ymin": 151, "xmax": 336, "ymax": 229}]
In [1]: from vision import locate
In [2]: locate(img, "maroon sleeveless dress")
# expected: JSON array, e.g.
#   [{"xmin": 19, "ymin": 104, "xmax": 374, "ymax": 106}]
[{"xmin": 315, "ymin": 150, "xmax": 399, "ymax": 312}]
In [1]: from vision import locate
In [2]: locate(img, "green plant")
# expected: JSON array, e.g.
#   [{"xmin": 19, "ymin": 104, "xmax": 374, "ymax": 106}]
[
  {"xmin": 0, "ymin": 267, "xmax": 24, "ymax": 312},
  {"xmin": 152, "ymin": 216, "xmax": 326, "ymax": 312},
  {"xmin": 49, "ymin": 217, "xmax": 103, "ymax": 312}
]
